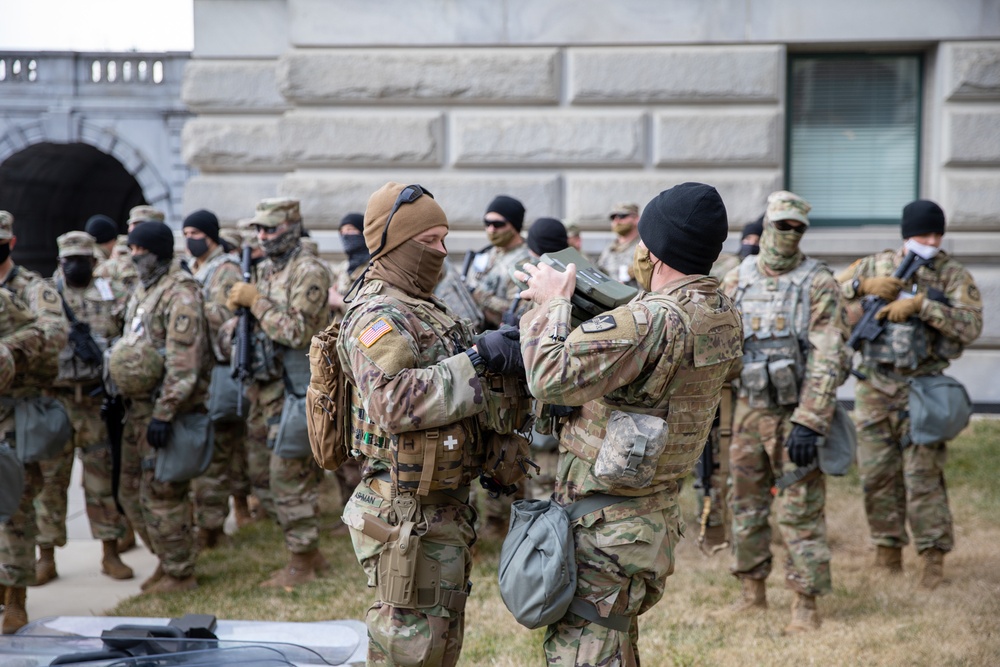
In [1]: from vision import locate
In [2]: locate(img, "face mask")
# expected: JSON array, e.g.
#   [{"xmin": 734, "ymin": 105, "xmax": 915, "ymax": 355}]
[
  {"xmin": 63, "ymin": 257, "xmax": 93, "ymax": 287},
  {"xmin": 0, "ymin": 243, "xmax": 9, "ymax": 264},
  {"xmin": 904, "ymin": 238, "xmax": 941, "ymax": 260},
  {"xmin": 612, "ymin": 220, "xmax": 635, "ymax": 237},
  {"xmin": 131, "ymin": 252, "xmax": 168, "ymax": 287},
  {"xmin": 341, "ymin": 234, "xmax": 370, "ymax": 272},
  {"xmin": 759, "ymin": 223, "xmax": 804, "ymax": 273},
  {"xmin": 369, "ymin": 239, "xmax": 446, "ymax": 298},
  {"xmin": 261, "ymin": 222, "xmax": 302, "ymax": 259},
  {"xmin": 631, "ymin": 245, "xmax": 655, "ymax": 291},
  {"xmin": 186, "ymin": 237, "xmax": 210, "ymax": 259},
  {"xmin": 486, "ymin": 227, "xmax": 517, "ymax": 248},
  {"xmin": 738, "ymin": 243, "xmax": 760, "ymax": 260}
]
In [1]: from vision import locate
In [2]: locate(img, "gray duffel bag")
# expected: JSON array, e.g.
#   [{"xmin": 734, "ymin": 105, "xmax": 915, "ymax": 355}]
[
  {"xmin": 15, "ymin": 396, "xmax": 72, "ymax": 464},
  {"xmin": 907, "ymin": 374, "xmax": 972, "ymax": 446},
  {"xmin": 154, "ymin": 412, "xmax": 214, "ymax": 483},
  {"xmin": 207, "ymin": 364, "xmax": 245, "ymax": 423}
]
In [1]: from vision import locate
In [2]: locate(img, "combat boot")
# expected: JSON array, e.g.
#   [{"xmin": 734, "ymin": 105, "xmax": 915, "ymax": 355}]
[
  {"xmin": 140, "ymin": 564, "xmax": 166, "ymax": 592},
  {"xmin": 197, "ymin": 527, "xmax": 226, "ymax": 551},
  {"xmin": 101, "ymin": 540, "xmax": 135, "ymax": 580},
  {"xmin": 261, "ymin": 550, "xmax": 319, "ymax": 589},
  {"xmin": 875, "ymin": 546, "xmax": 903, "ymax": 573},
  {"xmin": 920, "ymin": 548, "xmax": 945, "ymax": 590},
  {"xmin": 730, "ymin": 578, "xmax": 767, "ymax": 613},
  {"xmin": 2, "ymin": 586, "xmax": 27, "ymax": 634},
  {"xmin": 33, "ymin": 547, "xmax": 57, "ymax": 586},
  {"xmin": 232, "ymin": 495, "xmax": 254, "ymax": 529},
  {"xmin": 142, "ymin": 574, "xmax": 198, "ymax": 595},
  {"xmin": 784, "ymin": 593, "xmax": 821, "ymax": 634}
]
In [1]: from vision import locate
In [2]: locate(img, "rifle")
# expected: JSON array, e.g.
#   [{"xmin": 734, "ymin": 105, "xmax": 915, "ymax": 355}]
[
  {"xmin": 102, "ymin": 393, "xmax": 127, "ymax": 513},
  {"xmin": 847, "ymin": 251, "xmax": 928, "ymax": 352},
  {"xmin": 460, "ymin": 249, "xmax": 477, "ymax": 284},
  {"xmin": 233, "ymin": 247, "xmax": 255, "ymax": 417}
]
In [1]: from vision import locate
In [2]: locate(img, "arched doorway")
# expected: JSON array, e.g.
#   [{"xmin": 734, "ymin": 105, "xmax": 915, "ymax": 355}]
[{"xmin": 0, "ymin": 142, "xmax": 146, "ymax": 276}]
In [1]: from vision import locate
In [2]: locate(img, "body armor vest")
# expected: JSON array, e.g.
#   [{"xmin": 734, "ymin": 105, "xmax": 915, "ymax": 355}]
[
  {"xmin": 733, "ymin": 257, "xmax": 821, "ymax": 409},
  {"xmin": 560, "ymin": 284, "xmax": 742, "ymax": 495}
]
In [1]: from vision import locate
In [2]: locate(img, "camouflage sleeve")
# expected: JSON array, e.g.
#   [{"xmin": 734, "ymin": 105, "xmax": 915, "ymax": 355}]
[
  {"xmin": 520, "ymin": 296, "xmax": 666, "ymax": 405},
  {"xmin": 791, "ymin": 270, "xmax": 848, "ymax": 435},
  {"xmin": 154, "ymin": 283, "xmax": 208, "ymax": 423},
  {"xmin": 471, "ymin": 278, "xmax": 517, "ymax": 328},
  {"xmin": 0, "ymin": 289, "xmax": 44, "ymax": 370},
  {"xmin": 252, "ymin": 259, "xmax": 332, "ymax": 348},
  {"xmin": 719, "ymin": 265, "xmax": 740, "ymax": 298},
  {"xmin": 919, "ymin": 263, "xmax": 983, "ymax": 346},
  {"xmin": 340, "ymin": 304, "xmax": 485, "ymax": 434},
  {"xmin": 204, "ymin": 261, "xmax": 240, "ymax": 343},
  {"xmin": 25, "ymin": 279, "xmax": 70, "ymax": 362}
]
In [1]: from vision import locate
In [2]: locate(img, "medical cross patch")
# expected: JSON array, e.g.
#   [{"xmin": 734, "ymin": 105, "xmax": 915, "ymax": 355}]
[
  {"xmin": 581, "ymin": 314, "xmax": 617, "ymax": 333},
  {"xmin": 359, "ymin": 318, "xmax": 393, "ymax": 347}
]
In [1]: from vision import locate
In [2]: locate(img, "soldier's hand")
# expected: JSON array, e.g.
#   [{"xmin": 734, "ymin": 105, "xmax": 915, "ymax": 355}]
[
  {"xmin": 516, "ymin": 262, "xmax": 575, "ymax": 305},
  {"xmin": 227, "ymin": 281, "xmax": 261, "ymax": 311},
  {"xmin": 859, "ymin": 276, "xmax": 905, "ymax": 301},
  {"xmin": 476, "ymin": 327, "xmax": 524, "ymax": 377},
  {"xmin": 146, "ymin": 418, "xmax": 172, "ymax": 450},
  {"xmin": 785, "ymin": 424, "xmax": 820, "ymax": 467},
  {"xmin": 875, "ymin": 293, "xmax": 924, "ymax": 323}
]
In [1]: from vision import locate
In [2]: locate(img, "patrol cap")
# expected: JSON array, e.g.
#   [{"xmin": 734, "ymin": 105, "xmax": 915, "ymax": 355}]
[
  {"xmin": 364, "ymin": 182, "xmax": 448, "ymax": 261},
  {"xmin": 565, "ymin": 222, "xmax": 581, "ymax": 237},
  {"xmin": 219, "ymin": 228, "xmax": 243, "ymax": 251},
  {"xmin": 0, "ymin": 211, "xmax": 13, "ymax": 241},
  {"xmin": 609, "ymin": 202, "xmax": 640, "ymax": 219},
  {"xmin": 57, "ymin": 231, "xmax": 97, "ymax": 259},
  {"xmin": 127, "ymin": 205, "xmax": 166, "ymax": 226},
  {"xmin": 248, "ymin": 198, "xmax": 301, "ymax": 229},
  {"xmin": 765, "ymin": 190, "xmax": 811, "ymax": 228}
]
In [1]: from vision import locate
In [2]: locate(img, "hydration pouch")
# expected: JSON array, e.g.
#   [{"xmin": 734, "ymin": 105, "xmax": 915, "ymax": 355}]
[
  {"xmin": 0, "ymin": 442, "xmax": 24, "ymax": 522},
  {"xmin": 767, "ymin": 358, "xmax": 799, "ymax": 407},
  {"xmin": 593, "ymin": 410, "xmax": 669, "ymax": 489},
  {"xmin": 740, "ymin": 359, "xmax": 771, "ymax": 409}
]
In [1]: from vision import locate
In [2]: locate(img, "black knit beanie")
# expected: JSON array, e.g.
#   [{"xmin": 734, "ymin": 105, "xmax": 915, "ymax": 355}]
[
  {"xmin": 901, "ymin": 200, "xmax": 946, "ymax": 239},
  {"xmin": 742, "ymin": 215, "xmax": 764, "ymax": 240},
  {"xmin": 638, "ymin": 182, "xmax": 728, "ymax": 275},
  {"xmin": 340, "ymin": 212, "xmax": 364, "ymax": 232},
  {"xmin": 128, "ymin": 221, "xmax": 175, "ymax": 260},
  {"xmin": 485, "ymin": 195, "xmax": 526, "ymax": 232},
  {"xmin": 84, "ymin": 215, "xmax": 118, "ymax": 244},
  {"xmin": 182, "ymin": 209, "xmax": 220, "ymax": 243},
  {"xmin": 527, "ymin": 217, "xmax": 568, "ymax": 255}
]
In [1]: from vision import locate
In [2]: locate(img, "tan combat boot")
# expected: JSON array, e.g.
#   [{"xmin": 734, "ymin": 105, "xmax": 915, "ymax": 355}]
[
  {"xmin": 101, "ymin": 540, "xmax": 135, "ymax": 580},
  {"xmin": 2, "ymin": 586, "xmax": 28, "ymax": 634},
  {"xmin": 875, "ymin": 546, "xmax": 903, "ymax": 573},
  {"xmin": 920, "ymin": 548, "xmax": 945, "ymax": 590},
  {"xmin": 232, "ymin": 495, "xmax": 254, "ymax": 529},
  {"xmin": 784, "ymin": 593, "xmax": 821, "ymax": 634},
  {"xmin": 196, "ymin": 527, "xmax": 227, "ymax": 551},
  {"xmin": 140, "ymin": 563, "xmax": 166, "ymax": 592},
  {"xmin": 142, "ymin": 574, "xmax": 198, "ymax": 595},
  {"xmin": 261, "ymin": 550, "xmax": 319, "ymax": 589},
  {"xmin": 729, "ymin": 578, "xmax": 767, "ymax": 613},
  {"xmin": 33, "ymin": 547, "xmax": 57, "ymax": 586}
]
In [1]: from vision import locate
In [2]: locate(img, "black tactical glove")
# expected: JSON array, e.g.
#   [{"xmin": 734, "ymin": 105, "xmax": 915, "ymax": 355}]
[
  {"xmin": 146, "ymin": 418, "xmax": 172, "ymax": 450},
  {"xmin": 784, "ymin": 424, "xmax": 820, "ymax": 467},
  {"xmin": 477, "ymin": 327, "xmax": 524, "ymax": 377}
]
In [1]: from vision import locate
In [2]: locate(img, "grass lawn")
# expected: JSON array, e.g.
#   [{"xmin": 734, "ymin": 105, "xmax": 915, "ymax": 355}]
[{"xmin": 113, "ymin": 418, "xmax": 1000, "ymax": 666}]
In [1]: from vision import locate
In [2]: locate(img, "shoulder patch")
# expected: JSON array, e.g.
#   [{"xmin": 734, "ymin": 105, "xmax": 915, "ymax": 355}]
[
  {"xmin": 306, "ymin": 283, "xmax": 324, "ymax": 304},
  {"xmin": 580, "ymin": 314, "xmax": 617, "ymax": 333},
  {"xmin": 359, "ymin": 317, "xmax": 393, "ymax": 347},
  {"xmin": 968, "ymin": 283, "xmax": 980, "ymax": 302},
  {"xmin": 168, "ymin": 303, "xmax": 200, "ymax": 346}
]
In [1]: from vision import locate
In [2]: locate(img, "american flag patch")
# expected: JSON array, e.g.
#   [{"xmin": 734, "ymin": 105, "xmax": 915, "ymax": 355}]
[{"xmin": 359, "ymin": 318, "xmax": 393, "ymax": 347}]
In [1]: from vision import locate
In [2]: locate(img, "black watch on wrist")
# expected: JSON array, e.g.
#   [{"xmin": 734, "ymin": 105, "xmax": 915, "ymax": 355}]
[{"xmin": 466, "ymin": 348, "xmax": 487, "ymax": 376}]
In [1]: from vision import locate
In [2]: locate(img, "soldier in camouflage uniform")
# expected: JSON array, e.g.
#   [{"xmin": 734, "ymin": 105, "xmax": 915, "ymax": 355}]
[
  {"xmin": 95, "ymin": 205, "xmax": 165, "ymax": 296},
  {"xmin": 517, "ymin": 184, "xmax": 742, "ymax": 666},
  {"xmin": 720, "ymin": 191, "xmax": 849, "ymax": 633},
  {"xmin": 84, "ymin": 214, "xmax": 121, "ymax": 265},
  {"xmin": 33, "ymin": 232, "xmax": 132, "ymax": 586},
  {"xmin": 466, "ymin": 195, "xmax": 532, "ymax": 329},
  {"xmin": 109, "ymin": 221, "xmax": 212, "ymax": 595},
  {"xmin": 183, "ymin": 210, "xmax": 247, "ymax": 543},
  {"xmin": 839, "ymin": 200, "xmax": 982, "ymax": 589},
  {"xmin": 337, "ymin": 182, "xmax": 522, "ymax": 666},
  {"xmin": 710, "ymin": 216, "xmax": 763, "ymax": 281},
  {"xmin": 596, "ymin": 202, "xmax": 641, "ymax": 288},
  {"xmin": 227, "ymin": 198, "xmax": 332, "ymax": 587},
  {"xmin": 0, "ymin": 211, "xmax": 69, "ymax": 634}
]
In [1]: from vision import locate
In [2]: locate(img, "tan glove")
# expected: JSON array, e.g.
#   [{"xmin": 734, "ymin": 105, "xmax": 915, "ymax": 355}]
[
  {"xmin": 876, "ymin": 292, "xmax": 924, "ymax": 323},
  {"xmin": 859, "ymin": 276, "xmax": 905, "ymax": 301},
  {"xmin": 227, "ymin": 282, "xmax": 261, "ymax": 312}
]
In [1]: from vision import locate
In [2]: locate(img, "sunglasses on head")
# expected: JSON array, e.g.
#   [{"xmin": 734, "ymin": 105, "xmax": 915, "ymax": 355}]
[
  {"xmin": 773, "ymin": 219, "xmax": 805, "ymax": 232},
  {"xmin": 483, "ymin": 218, "xmax": 509, "ymax": 229},
  {"xmin": 610, "ymin": 213, "xmax": 631, "ymax": 221}
]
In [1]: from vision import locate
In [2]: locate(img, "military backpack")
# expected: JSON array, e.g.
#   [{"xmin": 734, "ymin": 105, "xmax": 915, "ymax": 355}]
[{"xmin": 305, "ymin": 320, "xmax": 352, "ymax": 471}]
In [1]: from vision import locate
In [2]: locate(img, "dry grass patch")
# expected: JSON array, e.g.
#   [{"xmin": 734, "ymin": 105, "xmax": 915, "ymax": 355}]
[{"xmin": 112, "ymin": 419, "xmax": 1000, "ymax": 665}]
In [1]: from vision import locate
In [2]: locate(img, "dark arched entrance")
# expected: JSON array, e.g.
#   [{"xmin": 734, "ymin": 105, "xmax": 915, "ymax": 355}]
[{"xmin": 0, "ymin": 142, "xmax": 146, "ymax": 276}]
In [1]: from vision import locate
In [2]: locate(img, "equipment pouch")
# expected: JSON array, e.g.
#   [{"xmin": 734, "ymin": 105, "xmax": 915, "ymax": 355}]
[
  {"xmin": 887, "ymin": 322, "xmax": 929, "ymax": 370},
  {"xmin": 393, "ymin": 422, "xmax": 468, "ymax": 494},
  {"xmin": 593, "ymin": 410, "xmax": 669, "ymax": 489},
  {"xmin": 0, "ymin": 442, "xmax": 25, "ymax": 522},
  {"xmin": 15, "ymin": 396, "xmax": 72, "ymax": 464},
  {"xmin": 740, "ymin": 359, "xmax": 771, "ymax": 409},
  {"xmin": 376, "ymin": 520, "xmax": 422, "ymax": 608},
  {"xmin": 154, "ymin": 412, "xmax": 214, "ymax": 483},
  {"xmin": 767, "ymin": 358, "xmax": 799, "ymax": 407},
  {"xmin": 481, "ymin": 431, "xmax": 537, "ymax": 496},
  {"xmin": 479, "ymin": 374, "xmax": 533, "ymax": 436},
  {"xmin": 244, "ymin": 329, "xmax": 282, "ymax": 382},
  {"xmin": 273, "ymin": 393, "xmax": 312, "ymax": 459}
]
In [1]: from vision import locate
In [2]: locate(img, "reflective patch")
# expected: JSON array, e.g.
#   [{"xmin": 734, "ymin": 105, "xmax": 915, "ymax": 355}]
[
  {"xmin": 359, "ymin": 318, "xmax": 393, "ymax": 347},
  {"xmin": 580, "ymin": 314, "xmax": 617, "ymax": 333}
]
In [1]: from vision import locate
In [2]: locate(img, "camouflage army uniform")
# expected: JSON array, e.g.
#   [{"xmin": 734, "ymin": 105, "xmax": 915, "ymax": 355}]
[
  {"xmin": 839, "ymin": 248, "xmax": 981, "ymax": 558},
  {"xmin": 466, "ymin": 243, "xmax": 532, "ymax": 328},
  {"xmin": 720, "ymin": 197, "xmax": 849, "ymax": 611},
  {"xmin": 521, "ymin": 276, "xmax": 742, "ymax": 666},
  {"xmin": 96, "ymin": 207, "xmax": 165, "ymax": 296},
  {"xmin": 338, "ymin": 276, "xmax": 488, "ymax": 667},
  {"xmin": 120, "ymin": 260, "xmax": 211, "ymax": 581},
  {"xmin": 596, "ymin": 234, "xmax": 639, "ymax": 286},
  {"xmin": 191, "ymin": 244, "xmax": 243, "ymax": 538},
  {"xmin": 37, "ymin": 234, "xmax": 129, "ymax": 556},
  {"xmin": 710, "ymin": 252, "xmax": 740, "ymax": 281}
]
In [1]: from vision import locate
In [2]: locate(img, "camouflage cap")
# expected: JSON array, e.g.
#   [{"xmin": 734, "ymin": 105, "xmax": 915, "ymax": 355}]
[
  {"xmin": 766, "ymin": 190, "xmax": 811, "ymax": 227},
  {"xmin": 610, "ymin": 202, "xmax": 640, "ymax": 217},
  {"xmin": 240, "ymin": 228, "xmax": 260, "ymax": 249},
  {"xmin": 565, "ymin": 222, "xmax": 581, "ymax": 236},
  {"xmin": 249, "ymin": 198, "xmax": 302, "ymax": 228},
  {"xmin": 219, "ymin": 227, "xmax": 243, "ymax": 251},
  {"xmin": 0, "ymin": 211, "xmax": 13, "ymax": 241},
  {"xmin": 127, "ymin": 205, "xmax": 165, "ymax": 226},
  {"xmin": 57, "ymin": 231, "xmax": 97, "ymax": 258}
]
